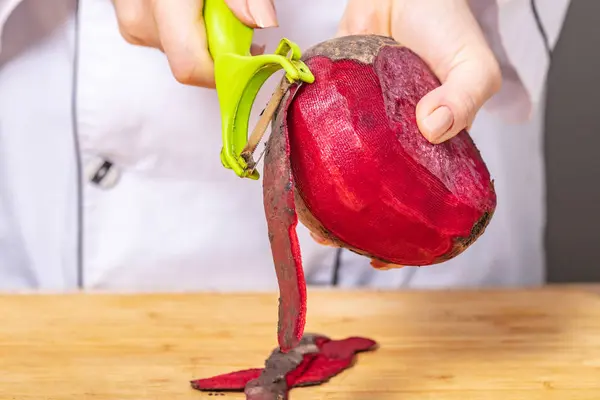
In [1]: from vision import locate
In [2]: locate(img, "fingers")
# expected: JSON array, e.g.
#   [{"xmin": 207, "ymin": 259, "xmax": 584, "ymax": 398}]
[
  {"xmin": 370, "ymin": 259, "xmax": 404, "ymax": 270},
  {"xmin": 225, "ymin": 0, "xmax": 278, "ymax": 28},
  {"xmin": 391, "ymin": 0, "xmax": 502, "ymax": 143},
  {"xmin": 309, "ymin": 231, "xmax": 405, "ymax": 270},
  {"xmin": 250, "ymin": 43, "xmax": 266, "ymax": 55},
  {"xmin": 113, "ymin": 0, "xmax": 161, "ymax": 48},
  {"xmin": 309, "ymin": 232, "xmax": 337, "ymax": 247},
  {"xmin": 416, "ymin": 52, "xmax": 502, "ymax": 143},
  {"xmin": 113, "ymin": 0, "xmax": 214, "ymax": 87},
  {"xmin": 151, "ymin": 0, "xmax": 217, "ymax": 87},
  {"xmin": 335, "ymin": 0, "xmax": 501, "ymax": 144},
  {"xmin": 113, "ymin": 0, "xmax": 274, "ymax": 88}
]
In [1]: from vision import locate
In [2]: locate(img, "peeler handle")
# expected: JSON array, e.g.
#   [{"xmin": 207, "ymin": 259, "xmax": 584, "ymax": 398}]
[
  {"xmin": 202, "ymin": 0, "xmax": 314, "ymax": 180},
  {"xmin": 203, "ymin": 0, "xmax": 254, "ymax": 59}
]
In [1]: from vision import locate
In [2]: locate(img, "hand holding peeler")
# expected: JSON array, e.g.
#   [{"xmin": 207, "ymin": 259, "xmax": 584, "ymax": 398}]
[{"xmin": 203, "ymin": 0, "xmax": 314, "ymax": 180}]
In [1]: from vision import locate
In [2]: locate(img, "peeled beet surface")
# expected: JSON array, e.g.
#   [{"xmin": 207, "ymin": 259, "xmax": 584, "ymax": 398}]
[
  {"xmin": 286, "ymin": 35, "xmax": 496, "ymax": 266},
  {"xmin": 263, "ymin": 34, "xmax": 496, "ymax": 351}
]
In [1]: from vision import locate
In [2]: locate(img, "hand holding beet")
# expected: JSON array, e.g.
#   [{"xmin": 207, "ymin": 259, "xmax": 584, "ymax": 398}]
[
  {"xmin": 338, "ymin": 0, "xmax": 502, "ymax": 143},
  {"xmin": 311, "ymin": 0, "xmax": 502, "ymax": 259}
]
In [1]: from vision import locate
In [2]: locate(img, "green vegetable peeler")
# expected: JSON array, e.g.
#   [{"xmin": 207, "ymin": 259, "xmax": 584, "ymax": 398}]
[{"xmin": 203, "ymin": 0, "xmax": 314, "ymax": 180}]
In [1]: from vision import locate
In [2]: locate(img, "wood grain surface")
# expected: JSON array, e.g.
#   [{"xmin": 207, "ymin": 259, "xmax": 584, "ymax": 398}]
[{"xmin": 1, "ymin": 285, "xmax": 599, "ymax": 399}]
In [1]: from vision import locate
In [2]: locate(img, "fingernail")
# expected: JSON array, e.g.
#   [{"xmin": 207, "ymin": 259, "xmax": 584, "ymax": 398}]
[
  {"xmin": 249, "ymin": 0, "xmax": 278, "ymax": 28},
  {"xmin": 422, "ymin": 106, "xmax": 453, "ymax": 143},
  {"xmin": 432, "ymin": 130, "xmax": 457, "ymax": 144}
]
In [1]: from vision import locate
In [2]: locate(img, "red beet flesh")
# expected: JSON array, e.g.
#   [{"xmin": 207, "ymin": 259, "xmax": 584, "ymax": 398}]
[
  {"xmin": 290, "ymin": 43, "xmax": 496, "ymax": 265},
  {"xmin": 263, "ymin": 35, "xmax": 497, "ymax": 351}
]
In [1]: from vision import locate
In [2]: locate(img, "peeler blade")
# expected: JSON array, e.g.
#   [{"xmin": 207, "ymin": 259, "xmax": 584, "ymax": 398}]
[{"xmin": 241, "ymin": 81, "xmax": 303, "ymax": 174}]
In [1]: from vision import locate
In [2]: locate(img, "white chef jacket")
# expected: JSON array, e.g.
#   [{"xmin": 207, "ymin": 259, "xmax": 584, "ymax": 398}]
[{"xmin": 0, "ymin": 0, "xmax": 571, "ymax": 292}]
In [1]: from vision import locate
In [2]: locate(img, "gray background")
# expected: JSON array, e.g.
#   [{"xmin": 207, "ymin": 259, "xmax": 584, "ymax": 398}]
[{"xmin": 545, "ymin": 0, "xmax": 600, "ymax": 282}]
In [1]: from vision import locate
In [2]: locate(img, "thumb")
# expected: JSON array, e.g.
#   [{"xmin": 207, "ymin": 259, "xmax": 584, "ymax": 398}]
[
  {"xmin": 416, "ymin": 57, "xmax": 501, "ymax": 144},
  {"xmin": 224, "ymin": 0, "xmax": 278, "ymax": 28}
]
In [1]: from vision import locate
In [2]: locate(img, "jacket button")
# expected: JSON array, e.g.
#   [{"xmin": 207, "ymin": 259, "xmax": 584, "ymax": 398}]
[{"xmin": 85, "ymin": 157, "xmax": 120, "ymax": 189}]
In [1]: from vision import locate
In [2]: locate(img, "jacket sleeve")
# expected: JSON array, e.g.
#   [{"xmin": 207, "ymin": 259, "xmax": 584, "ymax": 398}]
[
  {"xmin": 0, "ymin": 0, "xmax": 23, "ymax": 54},
  {"xmin": 470, "ymin": 0, "xmax": 572, "ymax": 122}
]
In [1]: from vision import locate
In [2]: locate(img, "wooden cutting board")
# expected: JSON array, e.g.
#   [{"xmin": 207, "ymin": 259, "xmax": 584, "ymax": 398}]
[{"xmin": 1, "ymin": 285, "xmax": 599, "ymax": 399}]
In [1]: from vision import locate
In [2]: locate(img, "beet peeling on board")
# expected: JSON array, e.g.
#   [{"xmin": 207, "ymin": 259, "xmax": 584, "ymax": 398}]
[{"xmin": 263, "ymin": 35, "xmax": 497, "ymax": 351}]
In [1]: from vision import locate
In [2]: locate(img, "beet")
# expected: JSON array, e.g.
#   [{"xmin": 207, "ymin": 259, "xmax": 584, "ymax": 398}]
[{"xmin": 263, "ymin": 35, "xmax": 497, "ymax": 352}]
